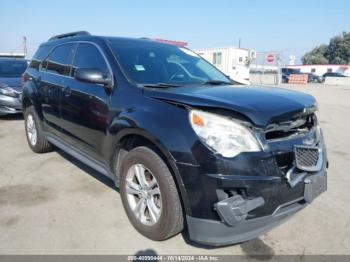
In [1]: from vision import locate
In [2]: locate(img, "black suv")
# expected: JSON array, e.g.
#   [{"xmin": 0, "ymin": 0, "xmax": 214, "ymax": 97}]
[{"xmin": 22, "ymin": 32, "xmax": 328, "ymax": 246}]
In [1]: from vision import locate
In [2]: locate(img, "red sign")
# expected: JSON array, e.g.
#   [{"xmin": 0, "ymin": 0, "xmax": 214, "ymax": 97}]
[
  {"xmin": 154, "ymin": 38, "xmax": 188, "ymax": 47},
  {"xmin": 267, "ymin": 54, "xmax": 274, "ymax": 63}
]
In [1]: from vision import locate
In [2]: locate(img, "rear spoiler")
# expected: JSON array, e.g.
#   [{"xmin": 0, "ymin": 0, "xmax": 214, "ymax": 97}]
[{"xmin": 48, "ymin": 31, "xmax": 90, "ymax": 41}]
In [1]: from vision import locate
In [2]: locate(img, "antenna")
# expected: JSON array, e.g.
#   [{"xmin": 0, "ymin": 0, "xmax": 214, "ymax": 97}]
[{"xmin": 23, "ymin": 36, "xmax": 27, "ymax": 58}]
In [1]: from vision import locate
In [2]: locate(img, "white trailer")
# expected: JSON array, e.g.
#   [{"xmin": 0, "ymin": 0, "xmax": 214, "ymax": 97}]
[{"xmin": 194, "ymin": 47, "xmax": 255, "ymax": 85}]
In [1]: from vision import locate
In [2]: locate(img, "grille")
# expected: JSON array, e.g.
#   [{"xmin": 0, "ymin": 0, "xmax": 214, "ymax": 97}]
[
  {"xmin": 265, "ymin": 113, "xmax": 316, "ymax": 141},
  {"xmin": 294, "ymin": 146, "xmax": 321, "ymax": 171}
]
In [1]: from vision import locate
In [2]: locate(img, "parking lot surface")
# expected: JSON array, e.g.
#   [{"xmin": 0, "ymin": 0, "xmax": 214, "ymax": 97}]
[{"xmin": 0, "ymin": 84, "xmax": 350, "ymax": 256}]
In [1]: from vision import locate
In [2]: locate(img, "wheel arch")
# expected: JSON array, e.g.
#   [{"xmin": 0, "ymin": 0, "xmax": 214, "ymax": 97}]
[
  {"xmin": 22, "ymin": 80, "xmax": 43, "ymax": 120},
  {"xmin": 109, "ymin": 129, "xmax": 191, "ymax": 215}
]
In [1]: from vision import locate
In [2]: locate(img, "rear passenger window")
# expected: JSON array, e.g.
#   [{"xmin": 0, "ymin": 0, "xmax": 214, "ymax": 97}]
[
  {"xmin": 72, "ymin": 43, "xmax": 109, "ymax": 77},
  {"xmin": 29, "ymin": 45, "xmax": 51, "ymax": 69},
  {"xmin": 43, "ymin": 43, "xmax": 75, "ymax": 76}
]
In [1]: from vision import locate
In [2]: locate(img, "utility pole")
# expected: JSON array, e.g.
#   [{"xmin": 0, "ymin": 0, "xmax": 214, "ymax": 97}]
[
  {"xmin": 23, "ymin": 36, "xmax": 27, "ymax": 58},
  {"xmin": 238, "ymin": 38, "xmax": 241, "ymax": 48}
]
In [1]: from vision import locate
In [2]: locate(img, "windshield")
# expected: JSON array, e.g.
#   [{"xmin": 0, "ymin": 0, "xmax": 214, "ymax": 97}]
[
  {"xmin": 109, "ymin": 41, "xmax": 231, "ymax": 86},
  {"xmin": 0, "ymin": 60, "xmax": 27, "ymax": 77}
]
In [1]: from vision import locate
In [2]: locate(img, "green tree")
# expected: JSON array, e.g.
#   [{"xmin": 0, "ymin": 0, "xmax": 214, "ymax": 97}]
[
  {"xmin": 326, "ymin": 32, "xmax": 350, "ymax": 64},
  {"xmin": 302, "ymin": 45, "xmax": 329, "ymax": 64},
  {"xmin": 302, "ymin": 32, "xmax": 350, "ymax": 65}
]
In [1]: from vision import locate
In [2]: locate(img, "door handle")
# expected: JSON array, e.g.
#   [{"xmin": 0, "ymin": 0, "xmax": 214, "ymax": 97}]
[{"xmin": 63, "ymin": 86, "xmax": 71, "ymax": 96}]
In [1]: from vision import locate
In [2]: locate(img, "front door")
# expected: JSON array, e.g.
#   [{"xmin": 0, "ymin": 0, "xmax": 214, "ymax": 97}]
[{"xmin": 59, "ymin": 43, "xmax": 112, "ymax": 162}]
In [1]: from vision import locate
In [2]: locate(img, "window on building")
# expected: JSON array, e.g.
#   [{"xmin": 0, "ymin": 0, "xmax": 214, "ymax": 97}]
[
  {"xmin": 327, "ymin": 68, "xmax": 332, "ymax": 73},
  {"xmin": 311, "ymin": 68, "xmax": 316, "ymax": 73},
  {"xmin": 213, "ymin": 52, "xmax": 222, "ymax": 65},
  {"xmin": 239, "ymin": 57, "xmax": 243, "ymax": 63}
]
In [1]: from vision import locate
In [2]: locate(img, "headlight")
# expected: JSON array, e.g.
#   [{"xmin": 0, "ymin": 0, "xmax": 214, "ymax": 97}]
[
  {"xmin": 315, "ymin": 124, "xmax": 322, "ymax": 142},
  {"xmin": 189, "ymin": 109, "xmax": 261, "ymax": 158},
  {"xmin": 0, "ymin": 85, "xmax": 17, "ymax": 98}
]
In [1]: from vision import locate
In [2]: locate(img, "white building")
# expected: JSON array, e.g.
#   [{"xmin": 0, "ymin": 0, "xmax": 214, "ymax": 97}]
[
  {"xmin": 285, "ymin": 64, "xmax": 350, "ymax": 77},
  {"xmin": 194, "ymin": 47, "xmax": 255, "ymax": 85}
]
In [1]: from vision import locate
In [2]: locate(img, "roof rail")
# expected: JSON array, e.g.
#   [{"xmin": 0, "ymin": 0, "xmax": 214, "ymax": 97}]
[{"xmin": 48, "ymin": 31, "xmax": 90, "ymax": 41}]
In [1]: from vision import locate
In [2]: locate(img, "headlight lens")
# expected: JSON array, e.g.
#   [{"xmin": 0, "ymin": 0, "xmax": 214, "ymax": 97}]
[
  {"xmin": 0, "ymin": 85, "xmax": 17, "ymax": 98},
  {"xmin": 189, "ymin": 110, "xmax": 261, "ymax": 158},
  {"xmin": 315, "ymin": 124, "xmax": 322, "ymax": 142}
]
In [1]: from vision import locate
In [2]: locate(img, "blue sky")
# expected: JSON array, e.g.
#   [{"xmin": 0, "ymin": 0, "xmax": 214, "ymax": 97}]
[{"xmin": 1, "ymin": 0, "xmax": 349, "ymax": 63}]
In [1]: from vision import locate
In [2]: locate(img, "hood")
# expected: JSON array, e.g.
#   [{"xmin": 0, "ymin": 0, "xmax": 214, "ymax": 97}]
[
  {"xmin": 231, "ymin": 77, "xmax": 251, "ymax": 85},
  {"xmin": 144, "ymin": 85, "xmax": 317, "ymax": 127},
  {"xmin": 0, "ymin": 77, "xmax": 23, "ymax": 92}
]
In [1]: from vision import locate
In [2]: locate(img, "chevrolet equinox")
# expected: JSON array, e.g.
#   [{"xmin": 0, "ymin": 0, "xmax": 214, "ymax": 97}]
[{"xmin": 22, "ymin": 31, "xmax": 328, "ymax": 246}]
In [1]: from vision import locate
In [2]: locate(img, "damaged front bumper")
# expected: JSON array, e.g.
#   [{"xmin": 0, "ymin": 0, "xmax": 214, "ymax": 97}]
[
  {"xmin": 187, "ymin": 198, "xmax": 303, "ymax": 246},
  {"xmin": 187, "ymin": 168, "xmax": 327, "ymax": 246},
  {"xmin": 182, "ymin": 127, "xmax": 328, "ymax": 246}
]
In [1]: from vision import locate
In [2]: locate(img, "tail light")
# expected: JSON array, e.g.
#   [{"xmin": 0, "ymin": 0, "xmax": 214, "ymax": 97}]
[{"xmin": 21, "ymin": 73, "xmax": 29, "ymax": 85}]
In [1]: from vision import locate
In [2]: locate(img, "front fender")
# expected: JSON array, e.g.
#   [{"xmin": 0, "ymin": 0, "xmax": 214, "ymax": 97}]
[
  {"xmin": 103, "ymin": 98, "xmax": 199, "ymax": 215},
  {"xmin": 105, "ymin": 99, "xmax": 198, "ymax": 166}
]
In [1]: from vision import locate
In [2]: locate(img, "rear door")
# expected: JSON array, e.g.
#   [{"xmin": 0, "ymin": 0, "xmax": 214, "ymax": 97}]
[
  {"xmin": 38, "ymin": 43, "xmax": 76, "ymax": 137},
  {"xmin": 59, "ymin": 42, "xmax": 112, "ymax": 161}
]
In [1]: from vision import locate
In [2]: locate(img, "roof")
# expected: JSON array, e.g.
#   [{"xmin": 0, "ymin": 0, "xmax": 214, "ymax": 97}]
[
  {"xmin": 286, "ymin": 64, "xmax": 350, "ymax": 67},
  {"xmin": 43, "ymin": 31, "xmax": 183, "ymax": 48},
  {"xmin": 154, "ymin": 38, "xmax": 188, "ymax": 46},
  {"xmin": 0, "ymin": 53, "xmax": 25, "ymax": 59},
  {"xmin": 0, "ymin": 57, "xmax": 27, "ymax": 61},
  {"xmin": 194, "ymin": 46, "xmax": 251, "ymax": 52}
]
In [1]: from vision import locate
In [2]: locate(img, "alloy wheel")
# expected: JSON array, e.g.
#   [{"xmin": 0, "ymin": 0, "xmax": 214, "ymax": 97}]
[
  {"xmin": 26, "ymin": 114, "xmax": 37, "ymax": 146},
  {"xmin": 125, "ymin": 164, "xmax": 162, "ymax": 226}
]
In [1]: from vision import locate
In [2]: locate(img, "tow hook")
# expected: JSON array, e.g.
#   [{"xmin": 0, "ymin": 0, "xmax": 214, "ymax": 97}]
[
  {"xmin": 304, "ymin": 178, "xmax": 312, "ymax": 184},
  {"xmin": 285, "ymin": 165, "xmax": 307, "ymax": 188}
]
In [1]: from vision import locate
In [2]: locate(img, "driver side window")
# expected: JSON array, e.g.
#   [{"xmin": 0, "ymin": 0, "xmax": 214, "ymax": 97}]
[{"xmin": 71, "ymin": 43, "xmax": 109, "ymax": 77}]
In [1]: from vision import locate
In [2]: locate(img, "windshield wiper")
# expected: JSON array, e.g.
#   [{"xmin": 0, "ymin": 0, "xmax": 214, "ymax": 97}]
[
  {"xmin": 201, "ymin": 80, "xmax": 232, "ymax": 85},
  {"xmin": 139, "ymin": 83, "xmax": 183, "ymax": 88}
]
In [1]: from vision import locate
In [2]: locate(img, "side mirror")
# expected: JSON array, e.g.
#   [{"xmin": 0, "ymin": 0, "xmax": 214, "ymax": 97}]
[{"xmin": 74, "ymin": 68, "xmax": 112, "ymax": 87}]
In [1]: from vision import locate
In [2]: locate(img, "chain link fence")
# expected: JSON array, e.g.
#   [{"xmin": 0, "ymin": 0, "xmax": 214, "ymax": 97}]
[{"xmin": 250, "ymin": 51, "xmax": 283, "ymax": 85}]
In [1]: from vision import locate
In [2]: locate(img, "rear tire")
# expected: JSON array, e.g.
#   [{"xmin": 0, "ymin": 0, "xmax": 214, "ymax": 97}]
[
  {"xmin": 119, "ymin": 146, "xmax": 184, "ymax": 241},
  {"xmin": 24, "ymin": 106, "xmax": 53, "ymax": 153}
]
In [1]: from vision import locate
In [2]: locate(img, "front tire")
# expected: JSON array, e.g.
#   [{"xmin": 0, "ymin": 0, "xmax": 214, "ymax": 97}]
[
  {"xmin": 24, "ymin": 106, "xmax": 53, "ymax": 153},
  {"xmin": 119, "ymin": 146, "xmax": 184, "ymax": 241}
]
